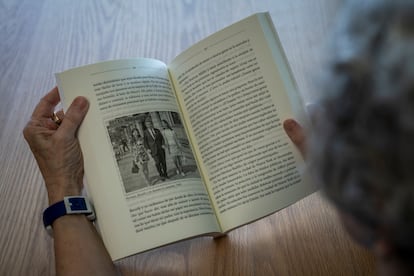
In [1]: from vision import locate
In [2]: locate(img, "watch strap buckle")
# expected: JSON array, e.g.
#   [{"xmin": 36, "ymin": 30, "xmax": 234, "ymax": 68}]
[{"xmin": 43, "ymin": 196, "xmax": 96, "ymax": 236}]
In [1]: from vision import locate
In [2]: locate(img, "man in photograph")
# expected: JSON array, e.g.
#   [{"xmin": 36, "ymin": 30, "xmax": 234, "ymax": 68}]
[{"xmin": 143, "ymin": 117, "xmax": 168, "ymax": 180}]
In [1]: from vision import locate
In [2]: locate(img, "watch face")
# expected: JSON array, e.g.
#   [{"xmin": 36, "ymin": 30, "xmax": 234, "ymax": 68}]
[{"xmin": 68, "ymin": 197, "xmax": 88, "ymax": 211}]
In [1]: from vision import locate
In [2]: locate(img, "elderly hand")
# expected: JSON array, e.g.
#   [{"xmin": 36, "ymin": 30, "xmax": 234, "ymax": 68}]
[{"xmin": 23, "ymin": 87, "xmax": 89, "ymax": 204}]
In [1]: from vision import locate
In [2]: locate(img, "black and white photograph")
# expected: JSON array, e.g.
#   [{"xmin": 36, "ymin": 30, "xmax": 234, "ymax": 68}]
[{"xmin": 106, "ymin": 111, "xmax": 200, "ymax": 193}]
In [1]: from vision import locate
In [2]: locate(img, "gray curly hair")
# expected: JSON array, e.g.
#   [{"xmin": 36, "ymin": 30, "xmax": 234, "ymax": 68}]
[{"xmin": 311, "ymin": 0, "xmax": 414, "ymax": 258}]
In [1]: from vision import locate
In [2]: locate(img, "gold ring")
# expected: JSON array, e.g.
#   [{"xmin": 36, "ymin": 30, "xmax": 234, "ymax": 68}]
[{"xmin": 51, "ymin": 112, "xmax": 62, "ymax": 126}]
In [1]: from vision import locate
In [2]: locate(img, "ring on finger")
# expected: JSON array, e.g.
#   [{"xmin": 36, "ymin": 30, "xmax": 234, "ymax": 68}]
[{"xmin": 51, "ymin": 112, "xmax": 62, "ymax": 126}]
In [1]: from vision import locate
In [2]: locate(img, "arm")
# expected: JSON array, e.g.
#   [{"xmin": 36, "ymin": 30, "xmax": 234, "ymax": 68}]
[
  {"xmin": 173, "ymin": 131, "xmax": 181, "ymax": 150},
  {"xmin": 143, "ymin": 132, "xmax": 151, "ymax": 153},
  {"xmin": 156, "ymin": 128, "xmax": 165, "ymax": 147},
  {"xmin": 162, "ymin": 130, "xmax": 170, "ymax": 152},
  {"xmin": 23, "ymin": 87, "xmax": 117, "ymax": 276}
]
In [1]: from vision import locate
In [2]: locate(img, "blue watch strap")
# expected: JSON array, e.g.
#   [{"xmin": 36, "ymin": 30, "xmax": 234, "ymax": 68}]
[{"xmin": 43, "ymin": 196, "xmax": 95, "ymax": 234}]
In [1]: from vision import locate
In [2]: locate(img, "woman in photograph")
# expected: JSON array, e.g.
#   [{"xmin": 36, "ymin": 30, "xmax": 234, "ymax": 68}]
[
  {"xmin": 161, "ymin": 120, "xmax": 185, "ymax": 176},
  {"xmin": 131, "ymin": 129, "xmax": 151, "ymax": 185}
]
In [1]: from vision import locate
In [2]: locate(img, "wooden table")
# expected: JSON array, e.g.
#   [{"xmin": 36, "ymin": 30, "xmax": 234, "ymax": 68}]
[{"xmin": 0, "ymin": 0, "xmax": 376, "ymax": 275}]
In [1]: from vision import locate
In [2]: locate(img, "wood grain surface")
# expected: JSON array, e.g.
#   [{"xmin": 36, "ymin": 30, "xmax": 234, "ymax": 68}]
[{"xmin": 0, "ymin": 0, "xmax": 376, "ymax": 275}]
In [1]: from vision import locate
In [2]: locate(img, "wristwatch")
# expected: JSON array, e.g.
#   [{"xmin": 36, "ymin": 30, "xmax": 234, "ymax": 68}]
[{"xmin": 43, "ymin": 196, "xmax": 96, "ymax": 235}]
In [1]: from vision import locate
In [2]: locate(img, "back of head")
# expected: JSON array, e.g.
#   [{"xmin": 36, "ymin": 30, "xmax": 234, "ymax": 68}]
[{"xmin": 311, "ymin": 0, "xmax": 414, "ymax": 267}]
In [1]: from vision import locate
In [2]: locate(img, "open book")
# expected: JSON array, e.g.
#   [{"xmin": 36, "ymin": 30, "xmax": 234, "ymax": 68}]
[{"xmin": 56, "ymin": 12, "xmax": 314, "ymax": 261}]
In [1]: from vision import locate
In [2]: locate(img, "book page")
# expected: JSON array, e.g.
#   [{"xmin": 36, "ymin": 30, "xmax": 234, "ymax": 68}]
[
  {"xmin": 56, "ymin": 59, "xmax": 220, "ymax": 260},
  {"xmin": 169, "ymin": 13, "xmax": 315, "ymax": 231}
]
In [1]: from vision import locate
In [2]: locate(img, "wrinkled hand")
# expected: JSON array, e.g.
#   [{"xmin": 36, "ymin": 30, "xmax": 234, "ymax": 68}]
[
  {"xmin": 23, "ymin": 87, "xmax": 89, "ymax": 204},
  {"xmin": 283, "ymin": 119, "xmax": 307, "ymax": 158}
]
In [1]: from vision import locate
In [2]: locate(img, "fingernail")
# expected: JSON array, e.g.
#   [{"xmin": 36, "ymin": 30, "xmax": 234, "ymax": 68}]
[
  {"xmin": 284, "ymin": 119, "xmax": 296, "ymax": 130},
  {"xmin": 74, "ymin": 97, "xmax": 88, "ymax": 110}
]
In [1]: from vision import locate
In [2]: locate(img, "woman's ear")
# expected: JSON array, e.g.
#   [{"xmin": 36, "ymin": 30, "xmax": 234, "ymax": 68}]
[
  {"xmin": 338, "ymin": 210, "xmax": 396, "ymax": 259},
  {"xmin": 372, "ymin": 238, "xmax": 394, "ymax": 259},
  {"xmin": 338, "ymin": 210, "xmax": 378, "ymax": 249}
]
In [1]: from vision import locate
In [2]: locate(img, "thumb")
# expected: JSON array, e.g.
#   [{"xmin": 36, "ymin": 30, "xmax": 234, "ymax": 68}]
[
  {"xmin": 283, "ymin": 119, "xmax": 307, "ymax": 158},
  {"xmin": 58, "ymin": 96, "xmax": 89, "ymax": 138}
]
